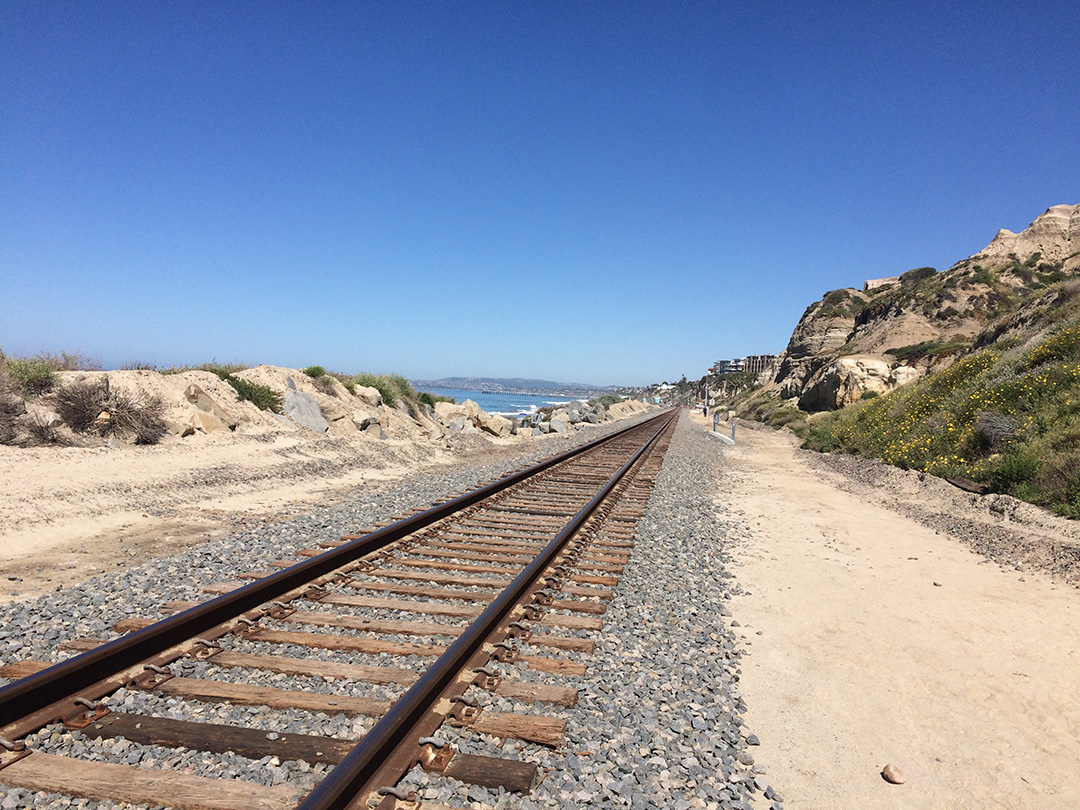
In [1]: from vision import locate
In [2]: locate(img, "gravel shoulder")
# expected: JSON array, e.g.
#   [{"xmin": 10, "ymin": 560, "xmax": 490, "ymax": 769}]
[{"xmin": 699, "ymin": 413, "xmax": 1080, "ymax": 809}]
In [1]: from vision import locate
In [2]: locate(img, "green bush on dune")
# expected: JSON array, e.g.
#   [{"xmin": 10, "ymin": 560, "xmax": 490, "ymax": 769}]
[{"xmin": 350, "ymin": 373, "xmax": 399, "ymax": 406}]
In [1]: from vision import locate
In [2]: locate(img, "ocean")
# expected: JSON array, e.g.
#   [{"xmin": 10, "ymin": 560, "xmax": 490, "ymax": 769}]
[{"xmin": 421, "ymin": 388, "xmax": 580, "ymax": 417}]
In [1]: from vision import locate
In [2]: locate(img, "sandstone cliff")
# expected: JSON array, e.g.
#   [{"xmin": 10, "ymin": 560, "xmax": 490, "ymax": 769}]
[{"xmin": 772, "ymin": 203, "xmax": 1080, "ymax": 410}]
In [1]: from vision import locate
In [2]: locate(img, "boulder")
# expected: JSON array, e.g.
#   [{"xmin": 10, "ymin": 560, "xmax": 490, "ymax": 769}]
[
  {"xmin": 354, "ymin": 385, "xmax": 383, "ymax": 408},
  {"xmin": 189, "ymin": 409, "xmax": 230, "ymax": 434},
  {"xmin": 184, "ymin": 384, "xmax": 238, "ymax": 430},
  {"xmin": 446, "ymin": 417, "xmax": 467, "ymax": 433},
  {"xmin": 166, "ymin": 420, "xmax": 195, "ymax": 438},
  {"xmin": 283, "ymin": 390, "xmax": 329, "ymax": 433},
  {"xmin": 320, "ymin": 399, "xmax": 365, "ymax": 436},
  {"xmin": 799, "ymin": 355, "xmax": 926, "ymax": 410},
  {"xmin": 327, "ymin": 413, "xmax": 358, "ymax": 435},
  {"xmin": 434, "ymin": 401, "xmax": 467, "ymax": 423},
  {"xmin": 484, "ymin": 413, "xmax": 513, "ymax": 437},
  {"xmin": 351, "ymin": 410, "xmax": 380, "ymax": 430},
  {"xmin": 549, "ymin": 413, "xmax": 570, "ymax": 433},
  {"xmin": 464, "ymin": 399, "xmax": 512, "ymax": 437},
  {"xmin": 363, "ymin": 422, "xmax": 388, "ymax": 439}
]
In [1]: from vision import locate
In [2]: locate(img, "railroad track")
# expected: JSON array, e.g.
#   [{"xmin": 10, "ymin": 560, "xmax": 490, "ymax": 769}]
[{"xmin": 0, "ymin": 408, "xmax": 679, "ymax": 810}]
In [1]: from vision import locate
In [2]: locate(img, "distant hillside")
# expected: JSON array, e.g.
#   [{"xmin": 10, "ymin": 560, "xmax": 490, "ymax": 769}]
[{"xmin": 412, "ymin": 376, "xmax": 617, "ymax": 395}]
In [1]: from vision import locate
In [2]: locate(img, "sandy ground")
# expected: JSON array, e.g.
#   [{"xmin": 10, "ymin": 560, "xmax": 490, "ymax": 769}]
[
  {"xmin": 0, "ymin": 429, "xmax": 526, "ymax": 603},
  {"xmin": 688, "ymin": 412, "xmax": 1080, "ymax": 809}
]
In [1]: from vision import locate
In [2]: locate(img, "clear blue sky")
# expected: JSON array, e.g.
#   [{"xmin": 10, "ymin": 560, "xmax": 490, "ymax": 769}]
[{"xmin": 2, "ymin": 2, "xmax": 1078, "ymax": 386}]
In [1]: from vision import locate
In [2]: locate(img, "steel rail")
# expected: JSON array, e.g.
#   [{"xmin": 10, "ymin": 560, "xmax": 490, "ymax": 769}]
[
  {"xmin": 296, "ymin": 408, "xmax": 678, "ymax": 810},
  {"xmin": 0, "ymin": 410, "xmax": 673, "ymax": 733}
]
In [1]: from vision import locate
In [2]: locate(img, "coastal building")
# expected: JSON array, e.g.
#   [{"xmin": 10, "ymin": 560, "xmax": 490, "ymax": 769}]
[
  {"xmin": 710, "ymin": 359, "xmax": 743, "ymax": 374},
  {"xmin": 710, "ymin": 355, "xmax": 776, "ymax": 375},
  {"xmin": 741, "ymin": 354, "xmax": 777, "ymax": 374}
]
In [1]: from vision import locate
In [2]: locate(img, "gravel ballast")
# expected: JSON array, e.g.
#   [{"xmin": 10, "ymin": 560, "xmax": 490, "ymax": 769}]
[{"xmin": 0, "ymin": 413, "xmax": 777, "ymax": 809}]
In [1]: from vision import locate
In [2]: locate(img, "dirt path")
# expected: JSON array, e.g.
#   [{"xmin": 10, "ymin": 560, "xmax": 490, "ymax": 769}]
[{"xmin": 693, "ymin": 413, "xmax": 1080, "ymax": 809}]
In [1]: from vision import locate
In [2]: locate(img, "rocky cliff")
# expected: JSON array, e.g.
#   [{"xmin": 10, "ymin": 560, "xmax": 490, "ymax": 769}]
[{"xmin": 772, "ymin": 203, "xmax": 1080, "ymax": 410}]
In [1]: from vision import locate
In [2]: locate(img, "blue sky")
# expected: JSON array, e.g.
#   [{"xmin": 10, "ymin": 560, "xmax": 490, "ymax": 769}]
[{"xmin": 2, "ymin": 2, "xmax": 1078, "ymax": 386}]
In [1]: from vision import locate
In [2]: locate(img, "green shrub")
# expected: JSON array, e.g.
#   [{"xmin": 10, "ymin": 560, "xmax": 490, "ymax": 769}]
[
  {"xmin": 900, "ymin": 266, "xmax": 937, "ymax": 284},
  {"xmin": 387, "ymin": 374, "xmax": 415, "ymax": 402},
  {"xmin": 302, "ymin": 366, "xmax": 336, "ymax": 396},
  {"xmin": 737, "ymin": 389, "xmax": 809, "ymax": 437},
  {"xmin": 971, "ymin": 265, "xmax": 996, "ymax": 286},
  {"xmin": 419, "ymin": 391, "xmax": 456, "ymax": 407},
  {"xmin": 885, "ymin": 339, "xmax": 969, "ymax": 361},
  {"xmin": 187, "ymin": 366, "xmax": 282, "ymax": 412},
  {"xmin": 217, "ymin": 373, "xmax": 282, "ymax": 413},
  {"xmin": 3, "ymin": 356, "xmax": 59, "ymax": 396},
  {"xmin": 803, "ymin": 311, "xmax": 1080, "ymax": 517},
  {"xmin": 985, "ymin": 450, "xmax": 1040, "ymax": 492},
  {"xmin": 351, "ymin": 373, "xmax": 397, "ymax": 406},
  {"xmin": 590, "ymin": 394, "xmax": 623, "ymax": 407}
]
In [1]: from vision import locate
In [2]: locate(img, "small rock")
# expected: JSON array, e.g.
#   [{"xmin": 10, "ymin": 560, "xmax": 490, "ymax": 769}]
[{"xmin": 882, "ymin": 763, "xmax": 905, "ymax": 784}]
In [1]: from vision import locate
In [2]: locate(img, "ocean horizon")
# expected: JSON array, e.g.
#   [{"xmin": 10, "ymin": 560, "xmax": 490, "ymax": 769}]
[{"xmin": 421, "ymin": 387, "xmax": 580, "ymax": 417}]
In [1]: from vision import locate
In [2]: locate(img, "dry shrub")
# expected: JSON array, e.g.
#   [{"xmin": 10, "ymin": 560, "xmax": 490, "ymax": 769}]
[
  {"xmin": 24, "ymin": 414, "xmax": 70, "ymax": 446},
  {"xmin": 0, "ymin": 375, "xmax": 26, "ymax": 445},
  {"xmin": 973, "ymin": 410, "xmax": 1020, "ymax": 452},
  {"xmin": 313, "ymin": 374, "xmax": 337, "ymax": 397},
  {"xmin": 0, "ymin": 410, "xmax": 16, "ymax": 445},
  {"xmin": 54, "ymin": 378, "xmax": 167, "ymax": 444}
]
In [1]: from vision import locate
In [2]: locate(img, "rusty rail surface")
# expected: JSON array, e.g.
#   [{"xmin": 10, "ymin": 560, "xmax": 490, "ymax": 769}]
[
  {"xmin": 0, "ymin": 407, "xmax": 679, "ymax": 809},
  {"xmin": 300, "ymin": 409, "xmax": 676, "ymax": 810}
]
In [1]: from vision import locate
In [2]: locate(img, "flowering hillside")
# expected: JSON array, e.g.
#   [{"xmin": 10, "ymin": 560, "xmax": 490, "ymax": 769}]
[{"xmin": 805, "ymin": 282, "xmax": 1080, "ymax": 517}]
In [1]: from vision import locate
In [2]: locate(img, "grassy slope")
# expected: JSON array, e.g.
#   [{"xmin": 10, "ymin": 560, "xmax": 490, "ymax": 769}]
[{"xmin": 803, "ymin": 281, "xmax": 1080, "ymax": 517}]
